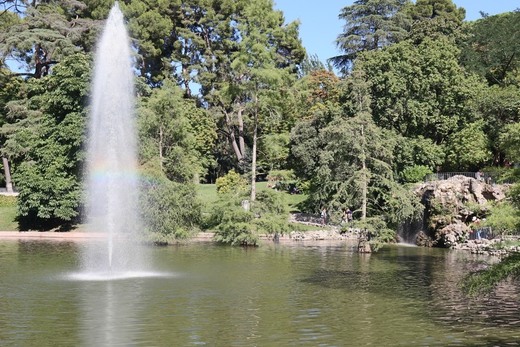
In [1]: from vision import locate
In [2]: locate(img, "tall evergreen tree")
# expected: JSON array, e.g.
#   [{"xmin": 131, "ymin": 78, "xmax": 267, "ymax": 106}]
[
  {"xmin": 0, "ymin": 0, "xmax": 102, "ymax": 78},
  {"xmin": 330, "ymin": 0, "xmax": 411, "ymax": 74},
  {"xmin": 406, "ymin": 0, "xmax": 466, "ymax": 43}
]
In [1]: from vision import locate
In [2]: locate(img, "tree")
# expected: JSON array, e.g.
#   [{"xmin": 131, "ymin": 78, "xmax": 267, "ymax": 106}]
[
  {"xmin": 1, "ymin": 53, "xmax": 90, "ymax": 228},
  {"xmin": 393, "ymin": 135, "xmax": 444, "ymax": 179},
  {"xmin": 476, "ymin": 85, "xmax": 520, "ymax": 165},
  {"xmin": 0, "ymin": 0, "xmax": 102, "ymax": 78},
  {"xmin": 138, "ymin": 79, "xmax": 216, "ymax": 183},
  {"xmin": 406, "ymin": 0, "xmax": 466, "ymax": 43},
  {"xmin": 139, "ymin": 160, "xmax": 203, "ymax": 242},
  {"xmin": 330, "ymin": 0, "xmax": 411, "ymax": 74},
  {"xmin": 461, "ymin": 11, "xmax": 520, "ymax": 87},
  {"xmin": 444, "ymin": 121, "xmax": 491, "ymax": 171},
  {"xmin": 124, "ymin": 0, "xmax": 304, "ymax": 182},
  {"xmin": 356, "ymin": 37, "xmax": 485, "ymax": 169},
  {"xmin": 290, "ymin": 71, "xmax": 421, "ymax": 227},
  {"xmin": 499, "ymin": 123, "xmax": 520, "ymax": 164},
  {"xmin": 0, "ymin": 68, "xmax": 22, "ymax": 191}
]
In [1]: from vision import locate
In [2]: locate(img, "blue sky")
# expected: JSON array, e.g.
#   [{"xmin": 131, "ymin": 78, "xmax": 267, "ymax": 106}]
[{"xmin": 274, "ymin": 0, "xmax": 520, "ymax": 64}]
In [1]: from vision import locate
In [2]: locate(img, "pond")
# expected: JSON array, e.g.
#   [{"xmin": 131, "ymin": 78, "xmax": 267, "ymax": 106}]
[{"xmin": 0, "ymin": 239, "xmax": 518, "ymax": 346}]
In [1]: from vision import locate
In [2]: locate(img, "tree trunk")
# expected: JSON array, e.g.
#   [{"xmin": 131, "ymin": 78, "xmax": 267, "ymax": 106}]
[
  {"xmin": 237, "ymin": 107, "xmax": 246, "ymax": 160},
  {"xmin": 159, "ymin": 125, "xmax": 164, "ymax": 171},
  {"xmin": 225, "ymin": 110, "xmax": 244, "ymax": 162},
  {"xmin": 2, "ymin": 157, "xmax": 13, "ymax": 193},
  {"xmin": 361, "ymin": 124, "xmax": 367, "ymax": 220},
  {"xmin": 250, "ymin": 109, "xmax": 258, "ymax": 202}
]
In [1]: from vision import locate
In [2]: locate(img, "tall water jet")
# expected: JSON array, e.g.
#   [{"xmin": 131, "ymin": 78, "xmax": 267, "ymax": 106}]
[{"xmin": 82, "ymin": 3, "xmax": 146, "ymax": 277}]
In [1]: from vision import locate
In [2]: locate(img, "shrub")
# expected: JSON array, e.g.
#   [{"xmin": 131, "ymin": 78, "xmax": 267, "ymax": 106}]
[
  {"xmin": 207, "ymin": 189, "xmax": 291, "ymax": 245},
  {"xmin": 140, "ymin": 163, "xmax": 202, "ymax": 241},
  {"xmin": 216, "ymin": 170, "xmax": 248, "ymax": 195},
  {"xmin": 353, "ymin": 216, "xmax": 396, "ymax": 251},
  {"xmin": 483, "ymin": 201, "xmax": 520, "ymax": 235},
  {"xmin": 212, "ymin": 204, "xmax": 258, "ymax": 246},
  {"xmin": 400, "ymin": 165, "xmax": 433, "ymax": 183}
]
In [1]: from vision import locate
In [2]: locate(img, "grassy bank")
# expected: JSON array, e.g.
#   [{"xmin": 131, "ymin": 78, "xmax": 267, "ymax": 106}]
[
  {"xmin": 0, "ymin": 195, "xmax": 17, "ymax": 231},
  {"xmin": 196, "ymin": 181, "xmax": 307, "ymax": 214}
]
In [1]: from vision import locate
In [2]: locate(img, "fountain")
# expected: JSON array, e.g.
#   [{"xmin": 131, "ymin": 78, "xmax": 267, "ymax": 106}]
[{"xmin": 76, "ymin": 3, "xmax": 151, "ymax": 280}]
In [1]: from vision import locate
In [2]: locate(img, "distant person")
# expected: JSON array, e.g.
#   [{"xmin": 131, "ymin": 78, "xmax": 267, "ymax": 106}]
[
  {"xmin": 320, "ymin": 207, "xmax": 327, "ymax": 225},
  {"xmin": 346, "ymin": 208, "xmax": 353, "ymax": 223},
  {"xmin": 341, "ymin": 209, "xmax": 348, "ymax": 225}
]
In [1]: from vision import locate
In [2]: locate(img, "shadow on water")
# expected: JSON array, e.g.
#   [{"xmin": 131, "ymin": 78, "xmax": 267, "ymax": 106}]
[{"xmin": 299, "ymin": 244, "xmax": 520, "ymax": 345}]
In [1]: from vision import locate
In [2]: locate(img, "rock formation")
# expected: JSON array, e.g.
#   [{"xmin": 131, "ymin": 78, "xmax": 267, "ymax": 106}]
[{"xmin": 412, "ymin": 175, "xmax": 508, "ymax": 248}]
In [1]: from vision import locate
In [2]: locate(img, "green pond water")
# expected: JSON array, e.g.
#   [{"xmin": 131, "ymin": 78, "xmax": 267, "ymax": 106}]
[{"xmin": 0, "ymin": 239, "xmax": 519, "ymax": 346}]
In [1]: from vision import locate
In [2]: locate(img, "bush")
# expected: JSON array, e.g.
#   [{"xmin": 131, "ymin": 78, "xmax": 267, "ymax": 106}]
[
  {"xmin": 216, "ymin": 170, "xmax": 248, "ymax": 195},
  {"xmin": 212, "ymin": 203, "xmax": 258, "ymax": 246},
  {"xmin": 481, "ymin": 166, "xmax": 520, "ymax": 184},
  {"xmin": 483, "ymin": 201, "xmax": 520, "ymax": 235},
  {"xmin": 400, "ymin": 165, "xmax": 432, "ymax": 183},
  {"xmin": 140, "ymin": 165, "xmax": 202, "ymax": 241},
  {"xmin": 253, "ymin": 189, "xmax": 287, "ymax": 215},
  {"xmin": 353, "ymin": 216, "xmax": 396, "ymax": 251},
  {"xmin": 207, "ymin": 189, "xmax": 291, "ymax": 246}
]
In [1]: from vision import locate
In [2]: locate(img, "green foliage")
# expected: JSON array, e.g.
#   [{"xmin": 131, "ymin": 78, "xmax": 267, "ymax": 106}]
[
  {"xmin": 140, "ymin": 162, "xmax": 202, "ymax": 241},
  {"xmin": 358, "ymin": 37, "xmax": 484, "ymax": 148},
  {"xmin": 267, "ymin": 169, "xmax": 299, "ymax": 192},
  {"xmin": 259, "ymin": 132, "xmax": 290, "ymax": 171},
  {"xmin": 354, "ymin": 216, "xmax": 396, "ymax": 252},
  {"xmin": 3, "ymin": 53, "xmax": 90, "ymax": 229},
  {"xmin": 216, "ymin": 170, "xmax": 248, "ymax": 195},
  {"xmin": 382, "ymin": 181, "xmax": 424, "ymax": 226},
  {"xmin": 208, "ymin": 196, "xmax": 259, "ymax": 247},
  {"xmin": 462, "ymin": 253, "xmax": 520, "ymax": 296},
  {"xmin": 507, "ymin": 183, "xmax": 520, "ymax": 211},
  {"xmin": 253, "ymin": 189, "xmax": 288, "ymax": 215},
  {"xmin": 406, "ymin": 0, "xmax": 466, "ymax": 43},
  {"xmin": 251, "ymin": 189, "xmax": 291, "ymax": 235},
  {"xmin": 482, "ymin": 201, "xmax": 520, "ymax": 235},
  {"xmin": 480, "ymin": 166, "xmax": 520, "ymax": 184},
  {"xmin": 393, "ymin": 135, "xmax": 445, "ymax": 175},
  {"xmin": 138, "ymin": 80, "xmax": 216, "ymax": 182},
  {"xmin": 476, "ymin": 85, "xmax": 520, "ymax": 165},
  {"xmin": 208, "ymin": 187, "xmax": 290, "ymax": 246},
  {"xmin": 331, "ymin": 0, "xmax": 411, "ymax": 73},
  {"xmin": 461, "ymin": 11, "xmax": 520, "ymax": 86},
  {"xmin": 267, "ymin": 169, "xmax": 295, "ymax": 183},
  {"xmin": 400, "ymin": 165, "xmax": 432, "ymax": 183},
  {"xmin": 0, "ymin": 1, "xmax": 101, "ymax": 77},
  {"xmin": 499, "ymin": 122, "xmax": 520, "ymax": 164},
  {"xmin": 445, "ymin": 121, "xmax": 491, "ymax": 171},
  {"xmin": 290, "ymin": 70, "xmax": 422, "ymax": 232}
]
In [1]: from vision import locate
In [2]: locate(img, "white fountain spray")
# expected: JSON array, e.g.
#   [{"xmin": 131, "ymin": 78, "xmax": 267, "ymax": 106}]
[{"xmin": 81, "ymin": 3, "xmax": 146, "ymax": 278}]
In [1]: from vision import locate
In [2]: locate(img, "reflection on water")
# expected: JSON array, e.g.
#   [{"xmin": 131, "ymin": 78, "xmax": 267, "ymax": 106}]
[{"xmin": 0, "ymin": 240, "xmax": 518, "ymax": 346}]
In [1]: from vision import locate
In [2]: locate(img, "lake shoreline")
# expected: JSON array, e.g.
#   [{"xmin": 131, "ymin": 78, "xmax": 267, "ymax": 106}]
[{"xmin": 0, "ymin": 229, "xmax": 359, "ymax": 243}]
